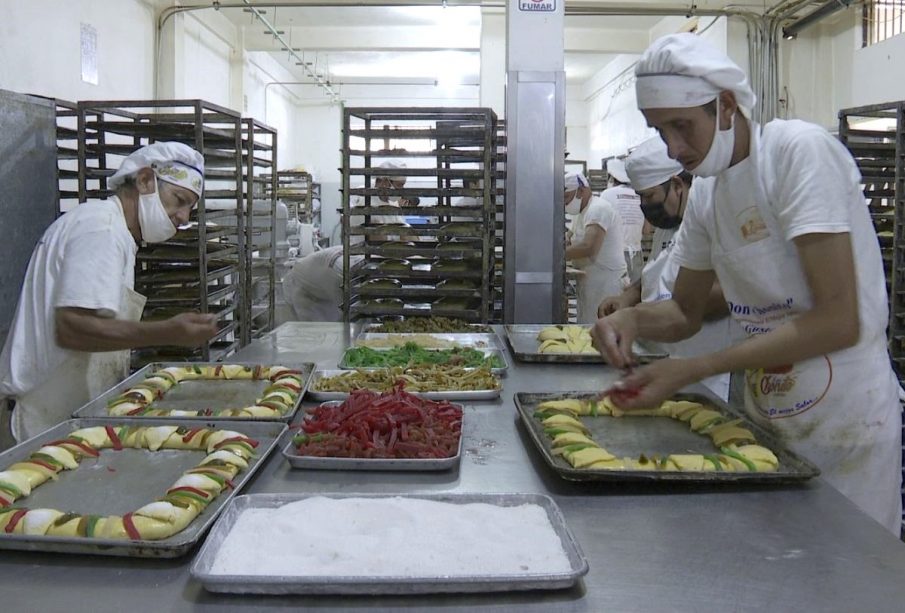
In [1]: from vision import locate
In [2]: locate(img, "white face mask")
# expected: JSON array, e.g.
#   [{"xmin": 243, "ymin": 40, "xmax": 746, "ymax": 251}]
[
  {"xmin": 565, "ymin": 193, "xmax": 582, "ymax": 215},
  {"xmin": 690, "ymin": 97, "xmax": 735, "ymax": 178},
  {"xmin": 138, "ymin": 176, "xmax": 178, "ymax": 243}
]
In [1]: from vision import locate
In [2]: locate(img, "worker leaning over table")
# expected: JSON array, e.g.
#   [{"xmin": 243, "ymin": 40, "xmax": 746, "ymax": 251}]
[
  {"xmin": 564, "ymin": 171, "xmax": 628, "ymax": 324},
  {"xmin": 591, "ymin": 33, "xmax": 902, "ymax": 534},
  {"xmin": 597, "ymin": 137, "xmax": 739, "ymax": 401},
  {"xmin": 0, "ymin": 142, "xmax": 219, "ymax": 444}
]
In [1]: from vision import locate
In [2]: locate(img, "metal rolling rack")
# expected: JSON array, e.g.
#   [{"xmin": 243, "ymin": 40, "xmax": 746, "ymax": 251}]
[
  {"xmin": 838, "ymin": 101, "xmax": 905, "ymax": 535},
  {"xmin": 54, "ymin": 99, "xmax": 79, "ymax": 215},
  {"xmin": 587, "ymin": 169, "xmax": 608, "ymax": 194},
  {"xmin": 491, "ymin": 119, "xmax": 507, "ymax": 322},
  {"xmin": 274, "ymin": 170, "xmax": 313, "ymax": 222},
  {"xmin": 74, "ymin": 99, "xmax": 245, "ymax": 366},
  {"xmin": 241, "ymin": 118, "xmax": 277, "ymax": 344},
  {"xmin": 341, "ymin": 107, "xmax": 498, "ymax": 323}
]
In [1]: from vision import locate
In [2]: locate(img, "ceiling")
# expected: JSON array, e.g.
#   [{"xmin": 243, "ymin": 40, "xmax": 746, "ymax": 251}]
[{"xmin": 217, "ymin": 5, "xmax": 665, "ymax": 92}]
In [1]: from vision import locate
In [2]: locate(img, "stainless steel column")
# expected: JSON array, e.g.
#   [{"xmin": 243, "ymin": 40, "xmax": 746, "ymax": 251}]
[{"xmin": 504, "ymin": 0, "xmax": 566, "ymax": 323}]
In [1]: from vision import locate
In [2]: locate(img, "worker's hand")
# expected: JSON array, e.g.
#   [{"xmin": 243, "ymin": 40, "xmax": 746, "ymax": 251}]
[
  {"xmin": 590, "ymin": 309, "xmax": 638, "ymax": 368},
  {"xmin": 597, "ymin": 294, "xmax": 631, "ymax": 318},
  {"xmin": 607, "ymin": 358, "xmax": 702, "ymax": 411},
  {"xmin": 166, "ymin": 312, "xmax": 219, "ymax": 347}
]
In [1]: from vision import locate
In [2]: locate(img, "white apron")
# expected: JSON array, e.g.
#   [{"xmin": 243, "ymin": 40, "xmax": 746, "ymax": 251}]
[
  {"xmin": 11, "ymin": 287, "xmax": 147, "ymax": 442},
  {"xmin": 572, "ymin": 209, "xmax": 627, "ymax": 325},
  {"xmin": 640, "ymin": 242, "xmax": 733, "ymax": 401},
  {"xmin": 710, "ymin": 133, "xmax": 902, "ymax": 534}
]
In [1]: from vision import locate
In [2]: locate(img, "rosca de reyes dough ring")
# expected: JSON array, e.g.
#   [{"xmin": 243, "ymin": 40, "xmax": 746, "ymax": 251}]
[
  {"xmin": 105, "ymin": 364, "xmax": 304, "ymax": 418},
  {"xmin": 0, "ymin": 425, "xmax": 258, "ymax": 541},
  {"xmin": 534, "ymin": 396, "xmax": 781, "ymax": 473}
]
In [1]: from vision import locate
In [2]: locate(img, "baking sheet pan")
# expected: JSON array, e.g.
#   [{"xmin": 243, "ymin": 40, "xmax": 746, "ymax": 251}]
[
  {"xmin": 514, "ymin": 390, "xmax": 821, "ymax": 483},
  {"xmin": 354, "ymin": 332, "xmax": 500, "ymax": 349},
  {"xmin": 361, "ymin": 322, "xmax": 494, "ymax": 334},
  {"xmin": 0, "ymin": 418, "xmax": 286, "ymax": 557},
  {"xmin": 504, "ymin": 325, "xmax": 668, "ymax": 364},
  {"xmin": 338, "ymin": 347, "xmax": 508, "ymax": 375},
  {"xmin": 307, "ymin": 369, "xmax": 501, "ymax": 401},
  {"xmin": 282, "ymin": 402, "xmax": 465, "ymax": 471},
  {"xmin": 72, "ymin": 362, "xmax": 314, "ymax": 422},
  {"xmin": 190, "ymin": 492, "xmax": 588, "ymax": 594}
]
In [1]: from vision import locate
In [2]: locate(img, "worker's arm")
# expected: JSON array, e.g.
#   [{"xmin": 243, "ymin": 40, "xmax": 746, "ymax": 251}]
[
  {"xmin": 702, "ymin": 277, "xmax": 729, "ymax": 321},
  {"xmin": 599, "ymin": 233, "xmax": 859, "ymax": 408},
  {"xmin": 597, "ymin": 280, "xmax": 642, "ymax": 317},
  {"xmin": 565, "ymin": 224, "xmax": 605, "ymax": 261},
  {"xmin": 55, "ymin": 308, "xmax": 219, "ymax": 352}
]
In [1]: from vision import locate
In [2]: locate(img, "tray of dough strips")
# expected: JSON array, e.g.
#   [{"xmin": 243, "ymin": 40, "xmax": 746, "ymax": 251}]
[
  {"xmin": 0, "ymin": 418, "xmax": 285, "ymax": 557},
  {"xmin": 504, "ymin": 324, "xmax": 667, "ymax": 364},
  {"xmin": 514, "ymin": 389, "xmax": 820, "ymax": 483},
  {"xmin": 191, "ymin": 492, "xmax": 589, "ymax": 594},
  {"xmin": 72, "ymin": 363, "xmax": 314, "ymax": 422}
]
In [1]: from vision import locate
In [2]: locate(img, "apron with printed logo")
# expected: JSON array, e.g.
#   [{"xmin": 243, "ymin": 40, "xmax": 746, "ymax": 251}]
[
  {"xmin": 640, "ymin": 242, "xmax": 733, "ymax": 401},
  {"xmin": 12, "ymin": 287, "xmax": 147, "ymax": 441},
  {"xmin": 710, "ymin": 130, "xmax": 901, "ymax": 533}
]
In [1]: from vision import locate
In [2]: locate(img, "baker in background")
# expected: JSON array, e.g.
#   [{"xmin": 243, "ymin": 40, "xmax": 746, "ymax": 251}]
[
  {"xmin": 0, "ymin": 142, "xmax": 218, "ymax": 444},
  {"xmin": 598, "ymin": 137, "xmax": 736, "ymax": 400},
  {"xmin": 564, "ymin": 171, "xmax": 627, "ymax": 324},
  {"xmin": 601, "ymin": 158, "xmax": 646, "ymax": 283}
]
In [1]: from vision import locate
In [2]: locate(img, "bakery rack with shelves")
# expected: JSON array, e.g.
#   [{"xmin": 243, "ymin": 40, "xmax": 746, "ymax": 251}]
[{"xmin": 340, "ymin": 107, "xmax": 499, "ymax": 323}]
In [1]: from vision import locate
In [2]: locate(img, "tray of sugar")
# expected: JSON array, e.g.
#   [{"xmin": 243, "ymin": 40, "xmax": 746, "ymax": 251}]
[{"xmin": 190, "ymin": 492, "xmax": 589, "ymax": 594}]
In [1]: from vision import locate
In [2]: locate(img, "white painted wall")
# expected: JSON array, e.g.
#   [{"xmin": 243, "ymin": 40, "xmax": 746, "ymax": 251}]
[{"xmin": 0, "ymin": 0, "xmax": 155, "ymax": 102}]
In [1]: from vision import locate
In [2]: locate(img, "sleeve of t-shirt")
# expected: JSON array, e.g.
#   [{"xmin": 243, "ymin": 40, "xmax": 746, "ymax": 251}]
[
  {"xmin": 55, "ymin": 229, "xmax": 129, "ymax": 318},
  {"xmin": 583, "ymin": 200, "xmax": 617, "ymax": 233},
  {"xmin": 767, "ymin": 122, "xmax": 856, "ymax": 241},
  {"xmin": 669, "ymin": 180, "xmax": 715, "ymax": 271}
]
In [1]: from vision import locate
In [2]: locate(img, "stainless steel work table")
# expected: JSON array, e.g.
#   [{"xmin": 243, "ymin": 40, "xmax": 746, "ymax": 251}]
[{"xmin": 2, "ymin": 322, "xmax": 905, "ymax": 612}]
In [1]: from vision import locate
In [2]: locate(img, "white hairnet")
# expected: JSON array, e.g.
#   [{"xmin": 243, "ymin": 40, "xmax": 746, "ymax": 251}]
[
  {"xmin": 564, "ymin": 171, "xmax": 588, "ymax": 192},
  {"xmin": 625, "ymin": 137, "xmax": 684, "ymax": 192},
  {"xmin": 108, "ymin": 142, "xmax": 204, "ymax": 196},
  {"xmin": 377, "ymin": 160, "xmax": 407, "ymax": 183},
  {"xmin": 635, "ymin": 33, "xmax": 756, "ymax": 117},
  {"xmin": 606, "ymin": 158, "xmax": 629, "ymax": 184}
]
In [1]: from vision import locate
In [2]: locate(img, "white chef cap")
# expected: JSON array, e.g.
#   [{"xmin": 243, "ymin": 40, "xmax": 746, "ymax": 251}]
[
  {"xmin": 108, "ymin": 142, "xmax": 204, "ymax": 196},
  {"xmin": 564, "ymin": 171, "xmax": 588, "ymax": 192},
  {"xmin": 377, "ymin": 160, "xmax": 407, "ymax": 183},
  {"xmin": 606, "ymin": 158, "xmax": 629, "ymax": 184},
  {"xmin": 625, "ymin": 137, "xmax": 684, "ymax": 192},
  {"xmin": 635, "ymin": 33, "xmax": 756, "ymax": 118}
]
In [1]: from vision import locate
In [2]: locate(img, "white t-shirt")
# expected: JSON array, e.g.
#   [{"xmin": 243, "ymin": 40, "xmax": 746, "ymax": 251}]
[
  {"xmin": 600, "ymin": 185, "xmax": 644, "ymax": 253},
  {"xmin": 671, "ymin": 118, "xmax": 889, "ymax": 343},
  {"xmin": 570, "ymin": 195, "xmax": 626, "ymax": 271},
  {"xmin": 0, "ymin": 198, "xmax": 137, "ymax": 397}
]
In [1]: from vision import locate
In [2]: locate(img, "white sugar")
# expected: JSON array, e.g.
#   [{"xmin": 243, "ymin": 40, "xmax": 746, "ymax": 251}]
[{"xmin": 208, "ymin": 497, "xmax": 572, "ymax": 577}]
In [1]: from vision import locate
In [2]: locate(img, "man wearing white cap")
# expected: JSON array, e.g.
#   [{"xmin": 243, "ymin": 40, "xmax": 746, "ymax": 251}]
[
  {"xmin": 601, "ymin": 158, "xmax": 645, "ymax": 283},
  {"xmin": 598, "ymin": 137, "xmax": 736, "ymax": 400},
  {"xmin": 564, "ymin": 171, "xmax": 627, "ymax": 323},
  {"xmin": 592, "ymin": 33, "xmax": 901, "ymax": 533},
  {"xmin": 0, "ymin": 142, "xmax": 219, "ymax": 444}
]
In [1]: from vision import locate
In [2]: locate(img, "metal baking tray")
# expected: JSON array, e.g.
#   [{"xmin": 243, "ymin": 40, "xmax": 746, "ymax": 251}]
[
  {"xmin": 281, "ymin": 401, "xmax": 465, "ymax": 471},
  {"xmin": 0, "ymin": 418, "xmax": 286, "ymax": 557},
  {"xmin": 361, "ymin": 322, "xmax": 494, "ymax": 334},
  {"xmin": 72, "ymin": 362, "xmax": 314, "ymax": 422},
  {"xmin": 307, "ymin": 369, "xmax": 501, "ymax": 401},
  {"xmin": 355, "ymin": 332, "xmax": 501, "ymax": 349},
  {"xmin": 191, "ymin": 492, "xmax": 588, "ymax": 594},
  {"xmin": 338, "ymin": 347, "xmax": 508, "ymax": 375},
  {"xmin": 514, "ymin": 390, "xmax": 821, "ymax": 483},
  {"xmin": 504, "ymin": 324, "xmax": 668, "ymax": 364}
]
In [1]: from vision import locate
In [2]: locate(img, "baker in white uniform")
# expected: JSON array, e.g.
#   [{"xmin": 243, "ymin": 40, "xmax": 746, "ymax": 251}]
[
  {"xmin": 0, "ymin": 143, "xmax": 219, "ymax": 444},
  {"xmin": 564, "ymin": 171, "xmax": 627, "ymax": 324},
  {"xmin": 282, "ymin": 246, "xmax": 364, "ymax": 321},
  {"xmin": 601, "ymin": 158, "xmax": 645, "ymax": 283},
  {"xmin": 597, "ymin": 137, "xmax": 737, "ymax": 401},
  {"xmin": 591, "ymin": 33, "xmax": 902, "ymax": 534}
]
